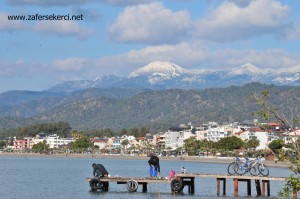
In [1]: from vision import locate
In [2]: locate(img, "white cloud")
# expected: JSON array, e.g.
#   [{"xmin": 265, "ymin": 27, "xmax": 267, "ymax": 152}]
[
  {"xmin": 193, "ymin": 0, "xmax": 291, "ymax": 42},
  {"xmin": 108, "ymin": 0, "xmax": 295, "ymax": 44},
  {"xmin": 53, "ymin": 57, "xmax": 89, "ymax": 71},
  {"xmin": 1, "ymin": 46, "xmax": 300, "ymax": 83},
  {"xmin": 209, "ymin": 49, "xmax": 298, "ymax": 69},
  {"xmin": 109, "ymin": 2, "xmax": 192, "ymax": 44},
  {"xmin": 0, "ymin": 58, "xmax": 94, "ymax": 81},
  {"xmin": 0, "ymin": 59, "xmax": 47, "ymax": 77},
  {"xmin": 34, "ymin": 20, "xmax": 94, "ymax": 39},
  {"xmin": 94, "ymin": 43, "xmax": 209, "ymax": 75},
  {"xmin": 94, "ymin": 44, "xmax": 300, "ymax": 74}
]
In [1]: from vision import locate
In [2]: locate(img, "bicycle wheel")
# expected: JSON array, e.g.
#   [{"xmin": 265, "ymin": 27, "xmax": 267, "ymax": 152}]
[
  {"xmin": 249, "ymin": 163, "xmax": 259, "ymax": 176},
  {"xmin": 234, "ymin": 162, "xmax": 247, "ymax": 175},
  {"xmin": 258, "ymin": 164, "xmax": 269, "ymax": 176},
  {"xmin": 227, "ymin": 162, "xmax": 236, "ymax": 175}
]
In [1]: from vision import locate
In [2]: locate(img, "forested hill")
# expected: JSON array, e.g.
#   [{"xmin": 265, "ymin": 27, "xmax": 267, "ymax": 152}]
[{"xmin": 0, "ymin": 83, "xmax": 299, "ymax": 132}]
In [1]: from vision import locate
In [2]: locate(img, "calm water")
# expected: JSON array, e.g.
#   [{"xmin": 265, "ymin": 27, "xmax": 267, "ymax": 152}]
[{"xmin": 0, "ymin": 156, "xmax": 293, "ymax": 199}]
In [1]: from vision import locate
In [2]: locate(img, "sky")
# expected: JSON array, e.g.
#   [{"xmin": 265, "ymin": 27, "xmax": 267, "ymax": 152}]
[{"xmin": 1, "ymin": 0, "xmax": 300, "ymax": 93}]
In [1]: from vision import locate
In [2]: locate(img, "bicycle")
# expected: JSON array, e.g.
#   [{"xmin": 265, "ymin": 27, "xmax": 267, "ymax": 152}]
[
  {"xmin": 255, "ymin": 157, "xmax": 269, "ymax": 176},
  {"xmin": 234, "ymin": 157, "xmax": 269, "ymax": 176},
  {"xmin": 234, "ymin": 157, "xmax": 259, "ymax": 176},
  {"xmin": 227, "ymin": 157, "xmax": 242, "ymax": 175}
]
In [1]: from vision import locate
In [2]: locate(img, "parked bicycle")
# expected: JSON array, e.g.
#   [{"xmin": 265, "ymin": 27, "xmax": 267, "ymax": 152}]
[
  {"xmin": 234, "ymin": 156, "xmax": 269, "ymax": 176},
  {"xmin": 227, "ymin": 157, "xmax": 242, "ymax": 175},
  {"xmin": 255, "ymin": 157, "xmax": 269, "ymax": 176}
]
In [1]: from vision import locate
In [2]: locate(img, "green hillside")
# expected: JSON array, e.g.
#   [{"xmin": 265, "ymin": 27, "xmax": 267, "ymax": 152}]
[{"xmin": 0, "ymin": 83, "xmax": 299, "ymax": 132}]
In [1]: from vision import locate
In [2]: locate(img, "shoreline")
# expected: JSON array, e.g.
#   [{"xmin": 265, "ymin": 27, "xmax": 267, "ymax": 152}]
[{"xmin": 0, "ymin": 152, "xmax": 291, "ymax": 168}]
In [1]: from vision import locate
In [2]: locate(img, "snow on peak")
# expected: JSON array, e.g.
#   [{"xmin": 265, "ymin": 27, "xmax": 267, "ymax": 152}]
[
  {"xmin": 229, "ymin": 63, "xmax": 264, "ymax": 75},
  {"xmin": 129, "ymin": 61, "xmax": 186, "ymax": 78}
]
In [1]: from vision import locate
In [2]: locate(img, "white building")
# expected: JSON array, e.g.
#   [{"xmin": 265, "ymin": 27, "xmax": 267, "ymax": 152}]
[
  {"xmin": 91, "ymin": 138, "xmax": 108, "ymax": 149},
  {"xmin": 165, "ymin": 128, "xmax": 195, "ymax": 150},
  {"xmin": 239, "ymin": 128, "xmax": 270, "ymax": 150},
  {"xmin": 164, "ymin": 129, "xmax": 181, "ymax": 150},
  {"xmin": 204, "ymin": 125, "xmax": 229, "ymax": 142},
  {"xmin": 45, "ymin": 134, "xmax": 74, "ymax": 148},
  {"xmin": 33, "ymin": 134, "xmax": 74, "ymax": 149}
]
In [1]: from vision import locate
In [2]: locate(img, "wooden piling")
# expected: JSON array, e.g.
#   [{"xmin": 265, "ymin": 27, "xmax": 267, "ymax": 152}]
[
  {"xmin": 190, "ymin": 177, "xmax": 195, "ymax": 194},
  {"xmin": 181, "ymin": 176, "xmax": 195, "ymax": 194},
  {"xmin": 217, "ymin": 178, "xmax": 226, "ymax": 196},
  {"xmin": 262, "ymin": 180, "xmax": 270, "ymax": 197},
  {"xmin": 247, "ymin": 179, "xmax": 251, "ymax": 196},
  {"xmin": 255, "ymin": 179, "xmax": 262, "ymax": 196},
  {"xmin": 142, "ymin": 183, "xmax": 147, "ymax": 192},
  {"xmin": 234, "ymin": 179, "xmax": 238, "ymax": 197},
  {"xmin": 223, "ymin": 178, "xmax": 226, "ymax": 195},
  {"xmin": 233, "ymin": 179, "xmax": 251, "ymax": 196},
  {"xmin": 217, "ymin": 179, "xmax": 220, "ymax": 195}
]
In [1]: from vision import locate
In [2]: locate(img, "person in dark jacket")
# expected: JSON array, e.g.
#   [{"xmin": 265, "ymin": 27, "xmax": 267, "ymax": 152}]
[
  {"xmin": 92, "ymin": 163, "xmax": 108, "ymax": 177},
  {"xmin": 148, "ymin": 154, "xmax": 160, "ymax": 177}
]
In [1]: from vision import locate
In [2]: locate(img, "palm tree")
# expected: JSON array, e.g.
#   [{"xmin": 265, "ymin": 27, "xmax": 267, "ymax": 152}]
[{"xmin": 121, "ymin": 139, "xmax": 129, "ymax": 153}]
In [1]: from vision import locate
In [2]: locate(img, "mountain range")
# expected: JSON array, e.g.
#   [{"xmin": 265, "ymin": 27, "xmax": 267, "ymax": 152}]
[
  {"xmin": 0, "ymin": 61, "xmax": 300, "ymax": 133},
  {"xmin": 47, "ymin": 61, "xmax": 300, "ymax": 92}
]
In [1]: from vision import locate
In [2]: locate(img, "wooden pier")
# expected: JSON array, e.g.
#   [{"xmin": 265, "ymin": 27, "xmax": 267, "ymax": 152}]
[{"xmin": 87, "ymin": 174, "xmax": 289, "ymax": 197}]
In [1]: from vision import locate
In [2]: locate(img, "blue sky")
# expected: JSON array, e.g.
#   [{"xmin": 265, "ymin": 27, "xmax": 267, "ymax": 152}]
[{"xmin": 1, "ymin": 0, "xmax": 300, "ymax": 93}]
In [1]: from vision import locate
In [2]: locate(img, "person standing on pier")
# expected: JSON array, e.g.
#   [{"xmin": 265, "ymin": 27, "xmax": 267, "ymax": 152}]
[
  {"xmin": 92, "ymin": 163, "xmax": 109, "ymax": 177},
  {"xmin": 148, "ymin": 154, "xmax": 160, "ymax": 178}
]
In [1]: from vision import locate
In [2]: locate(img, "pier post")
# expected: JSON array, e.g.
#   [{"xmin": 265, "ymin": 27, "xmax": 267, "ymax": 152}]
[
  {"xmin": 223, "ymin": 178, "xmax": 226, "ymax": 195},
  {"xmin": 262, "ymin": 180, "xmax": 270, "ymax": 197},
  {"xmin": 238, "ymin": 179, "xmax": 251, "ymax": 196},
  {"xmin": 102, "ymin": 182, "xmax": 109, "ymax": 192},
  {"xmin": 247, "ymin": 179, "xmax": 251, "ymax": 196},
  {"xmin": 142, "ymin": 183, "xmax": 147, "ymax": 192},
  {"xmin": 217, "ymin": 178, "xmax": 226, "ymax": 196},
  {"xmin": 181, "ymin": 177, "xmax": 195, "ymax": 194},
  {"xmin": 234, "ymin": 179, "xmax": 238, "ymax": 197},
  {"xmin": 233, "ymin": 179, "xmax": 252, "ymax": 196},
  {"xmin": 217, "ymin": 179, "xmax": 220, "ymax": 195},
  {"xmin": 190, "ymin": 177, "xmax": 195, "ymax": 194},
  {"xmin": 255, "ymin": 180, "xmax": 262, "ymax": 196}
]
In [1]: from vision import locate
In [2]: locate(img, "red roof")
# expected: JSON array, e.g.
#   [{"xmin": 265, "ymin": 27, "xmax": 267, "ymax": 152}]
[
  {"xmin": 91, "ymin": 138, "xmax": 108, "ymax": 143},
  {"xmin": 250, "ymin": 127, "xmax": 266, "ymax": 132},
  {"xmin": 268, "ymin": 122, "xmax": 280, "ymax": 126}
]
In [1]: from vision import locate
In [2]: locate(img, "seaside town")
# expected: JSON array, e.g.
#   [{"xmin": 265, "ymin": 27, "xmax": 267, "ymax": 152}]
[
  {"xmin": 2, "ymin": 0, "xmax": 300, "ymax": 197},
  {"xmin": 1, "ymin": 120, "xmax": 297, "ymax": 161}
]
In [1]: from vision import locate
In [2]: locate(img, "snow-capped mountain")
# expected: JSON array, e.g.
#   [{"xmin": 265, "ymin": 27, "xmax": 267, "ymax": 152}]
[
  {"xmin": 47, "ymin": 61, "xmax": 300, "ymax": 92},
  {"xmin": 48, "ymin": 75, "xmax": 124, "ymax": 92},
  {"xmin": 228, "ymin": 63, "xmax": 267, "ymax": 75},
  {"xmin": 129, "ymin": 61, "xmax": 186, "ymax": 77},
  {"xmin": 129, "ymin": 61, "xmax": 188, "ymax": 85}
]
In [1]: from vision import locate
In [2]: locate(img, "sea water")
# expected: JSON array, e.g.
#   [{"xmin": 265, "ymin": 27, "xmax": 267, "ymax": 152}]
[{"xmin": 0, "ymin": 156, "xmax": 293, "ymax": 199}]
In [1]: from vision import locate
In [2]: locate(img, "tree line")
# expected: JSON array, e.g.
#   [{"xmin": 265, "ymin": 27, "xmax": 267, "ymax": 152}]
[{"xmin": 183, "ymin": 136, "xmax": 260, "ymax": 156}]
